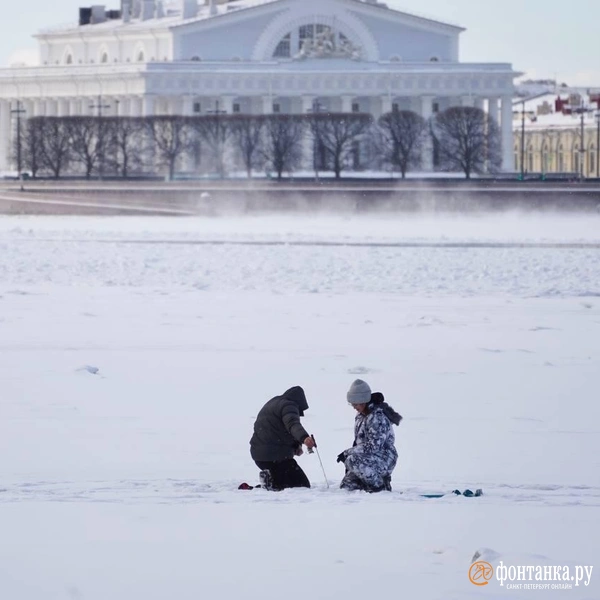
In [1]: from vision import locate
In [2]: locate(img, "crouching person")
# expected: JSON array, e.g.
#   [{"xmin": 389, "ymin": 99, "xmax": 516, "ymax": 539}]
[
  {"xmin": 338, "ymin": 379, "xmax": 402, "ymax": 493},
  {"xmin": 250, "ymin": 386, "xmax": 315, "ymax": 491}
]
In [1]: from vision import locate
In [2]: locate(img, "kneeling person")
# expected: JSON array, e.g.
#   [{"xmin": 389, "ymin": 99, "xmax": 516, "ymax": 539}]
[
  {"xmin": 338, "ymin": 379, "xmax": 402, "ymax": 492},
  {"xmin": 250, "ymin": 386, "xmax": 315, "ymax": 491}
]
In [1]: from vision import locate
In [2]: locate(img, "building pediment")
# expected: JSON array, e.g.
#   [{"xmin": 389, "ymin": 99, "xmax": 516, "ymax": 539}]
[
  {"xmin": 173, "ymin": 0, "xmax": 463, "ymax": 63},
  {"xmin": 171, "ymin": 0, "xmax": 463, "ymax": 35}
]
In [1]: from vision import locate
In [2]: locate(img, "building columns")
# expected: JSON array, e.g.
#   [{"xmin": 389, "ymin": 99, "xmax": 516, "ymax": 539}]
[
  {"xmin": 501, "ymin": 95, "xmax": 514, "ymax": 172},
  {"xmin": 301, "ymin": 95, "xmax": 315, "ymax": 114},
  {"xmin": 341, "ymin": 95, "xmax": 354, "ymax": 113},
  {"xmin": 21, "ymin": 100, "xmax": 33, "ymax": 125},
  {"xmin": 380, "ymin": 96, "xmax": 392, "ymax": 116},
  {"xmin": 488, "ymin": 97, "xmax": 501, "ymax": 126},
  {"xmin": 130, "ymin": 97, "xmax": 143, "ymax": 117},
  {"xmin": 142, "ymin": 95, "xmax": 155, "ymax": 117},
  {"xmin": 182, "ymin": 96, "xmax": 194, "ymax": 116},
  {"xmin": 219, "ymin": 96, "xmax": 234, "ymax": 115},
  {"xmin": 33, "ymin": 99, "xmax": 46, "ymax": 117},
  {"xmin": 115, "ymin": 97, "xmax": 128, "ymax": 117},
  {"xmin": 0, "ymin": 99, "xmax": 10, "ymax": 172},
  {"xmin": 57, "ymin": 99, "xmax": 69, "ymax": 117},
  {"xmin": 261, "ymin": 95, "xmax": 274, "ymax": 114},
  {"xmin": 420, "ymin": 96, "xmax": 434, "ymax": 171}
]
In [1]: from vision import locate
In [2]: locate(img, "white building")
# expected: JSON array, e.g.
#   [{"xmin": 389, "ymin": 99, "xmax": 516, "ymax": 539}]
[{"xmin": 0, "ymin": 0, "xmax": 518, "ymax": 173}]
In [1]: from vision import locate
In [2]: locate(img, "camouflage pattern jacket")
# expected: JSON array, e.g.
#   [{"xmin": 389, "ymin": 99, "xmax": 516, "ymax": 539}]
[{"xmin": 346, "ymin": 405, "xmax": 398, "ymax": 473}]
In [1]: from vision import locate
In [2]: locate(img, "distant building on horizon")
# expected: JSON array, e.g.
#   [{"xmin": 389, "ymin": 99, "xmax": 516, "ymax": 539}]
[
  {"xmin": 0, "ymin": 0, "xmax": 518, "ymax": 175},
  {"xmin": 513, "ymin": 87, "xmax": 600, "ymax": 178}
]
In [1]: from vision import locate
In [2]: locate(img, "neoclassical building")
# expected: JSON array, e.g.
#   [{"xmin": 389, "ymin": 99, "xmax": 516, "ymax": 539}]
[{"xmin": 0, "ymin": 0, "xmax": 517, "ymax": 173}]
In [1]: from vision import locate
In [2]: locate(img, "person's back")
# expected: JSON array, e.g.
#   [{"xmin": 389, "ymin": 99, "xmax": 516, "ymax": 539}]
[{"xmin": 250, "ymin": 386, "xmax": 314, "ymax": 490}]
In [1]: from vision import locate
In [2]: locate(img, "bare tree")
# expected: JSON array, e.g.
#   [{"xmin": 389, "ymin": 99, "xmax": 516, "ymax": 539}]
[
  {"xmin": 146, "ymin": 115, "xmax": 191, "ymax": 180},
  {"xmin": 230, "ymin": 115, "xmax": 265, "ymax": 178},
  {"xmin": 190, "ymin": 114, "xmax": 234, "ymax": 178},
  {"xmin": 307, "ymin": 112, "xmax": 372, "ymax": 178},
  {"xmin": 262, "ymin": 114, "xmax": 305, "ymax": 179},
  {"xmin": 432, "ymin": 106, "xmax": 501, "ymax": 179},
  {"xmin": 39, "ymin": 117, "xmax": 72, "ymax": 178},
  {"xmin": 20, "ymin": 117, "xmax": 44, "ymax": 178},
  {"xmin": 375, "ymin": 110, "xmax": 426, "ymax": 178},
  {"xmin": 105, "ymin": 117, "xmax": 146, "ymax": 178},
  {"xmin": 65, "ymin": 116, "xmax": 103, "ymax": 179}
]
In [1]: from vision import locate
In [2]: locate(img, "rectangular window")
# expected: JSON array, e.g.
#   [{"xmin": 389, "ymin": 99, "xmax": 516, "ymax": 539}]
[
  {"xmin": 392, "ymin": 103, "xmax": 399, "ymax": 113},
  {"xmin": 193, "ymin": 102, "xmax": 201, "ymax": 114},
  {"xmin": 273, "ymin": 103, "xmax": 281, "ymax": 114},
  {"xmin": 233, "ymin": 103, "xmax": 240, "ymax": 114},
  {"xmin": 433, "ymin": 102, "xmax": 440, "ymax": 113},
  {"xmin": 352, "ymin": 103, "xmax": 360, "ymax": 113}
]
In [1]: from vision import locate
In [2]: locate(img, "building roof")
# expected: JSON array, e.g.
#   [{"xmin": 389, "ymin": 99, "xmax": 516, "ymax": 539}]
[
  {"xmin": 36, "ymin": 0, "xmax": 464, "ymax": 37},
  {"xmin": 513, "ymin": 88, "xmax": 600, "ymax": 130}
]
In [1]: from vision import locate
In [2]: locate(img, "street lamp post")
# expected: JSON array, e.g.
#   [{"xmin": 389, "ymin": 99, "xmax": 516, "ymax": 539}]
[
  {"xmin": 90, "ymin": 95, "xmax": 111, "ymax": 180},
  {"xmin": 596, "ymin": 110, "xmax": 600, "ymax": 178},
  {"xmin": 11, "ymin": 100, "xmax": 26, "ymax": 190},
  {"xmin": 520, "ymin": 100, "xmax": 526, "ymax": 180},
  {"xmin": 579, "ymin": 109, "xmax": 585, "ymax": 179},
  {"xmin": 308, "ymin": 99, "xmax": 325, "ymax": 181},
  {"xmin": 207, "ymin": 99, "xmax": 228, "ymax": 178}
]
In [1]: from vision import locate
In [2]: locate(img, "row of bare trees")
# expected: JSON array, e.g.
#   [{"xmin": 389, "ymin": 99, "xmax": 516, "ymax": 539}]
[{"xmin": 15, "ymin": 107, "xmax": 501, "ymax": 180}]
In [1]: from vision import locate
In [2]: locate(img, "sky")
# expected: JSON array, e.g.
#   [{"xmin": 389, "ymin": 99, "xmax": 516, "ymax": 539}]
[{"xmin": 1, "ymin": 0, "xmax": 599, "ymax": 86}]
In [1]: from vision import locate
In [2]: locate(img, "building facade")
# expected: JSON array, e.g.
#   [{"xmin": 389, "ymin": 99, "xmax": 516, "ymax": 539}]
[
  {"xmin": 513, "ymin": 91, "xmax": 600, "ymax": 178},
  {"xmin": 0, "ymin": 0, "xmax": 518, "ymax": 174}
]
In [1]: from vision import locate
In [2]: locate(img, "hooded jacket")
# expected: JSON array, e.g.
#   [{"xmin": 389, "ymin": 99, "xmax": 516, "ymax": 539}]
[
  {"xmin": 250, "ymin": 386, "xmax": 310, "ymax": 462},
  {"xmin": 344, "ymin": 393, "xmax": 401, "ymax": 475}
]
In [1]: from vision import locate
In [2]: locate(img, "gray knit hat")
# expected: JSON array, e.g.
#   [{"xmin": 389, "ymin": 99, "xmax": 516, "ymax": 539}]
[{"xmin": 347, "ymin": 379, "xmax": 372, "ymax": 405}]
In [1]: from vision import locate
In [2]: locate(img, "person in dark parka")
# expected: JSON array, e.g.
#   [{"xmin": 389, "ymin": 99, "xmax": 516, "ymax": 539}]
[{"xmin": 250, "ymin": 386, "xmax": 315, "ymax": 490}]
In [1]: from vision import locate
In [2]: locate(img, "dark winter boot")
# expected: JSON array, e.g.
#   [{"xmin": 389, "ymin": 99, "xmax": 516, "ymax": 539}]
[
  {"xmin": 383, "ymin": 475, "xmax": 392, "ymax": 492},
  {"xmin": 259, "ymin": 470, "xmax": 274, "ymax": 491}
]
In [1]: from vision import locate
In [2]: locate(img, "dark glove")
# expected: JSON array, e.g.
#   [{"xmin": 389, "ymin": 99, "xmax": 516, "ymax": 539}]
[{"xmin": 336, "ymin": 451, "xmax": 347, "ymax": 464}]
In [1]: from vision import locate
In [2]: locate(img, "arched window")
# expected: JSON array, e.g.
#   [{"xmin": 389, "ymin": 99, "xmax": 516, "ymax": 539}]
[
  {"xmin": 272, "ymin": 23, "xmax": 359, "ymax": 59},
  {"xmin": 589, "ymin": 144, "xmax": 596, "ymax": 174},
  {"xmin": 101, "ymin": 52, "xmax": 108, "ymax": 64},
  {"xmin": 65, "ymin": 54, "xmax": 73, "ymax": 65},
  {"xmin": 137, "ymin": 51, "xmax": 145, "ymax": 62},
  {"xmin": 527, "ymin": 145, "xmax": 534, "ymax": 172},
  {"xmin": 274, "ymin": 33, "xmax": 291, "ymax": 58},
  {"xmin": 557, "ymin": 145, "xmax": 564, "ymax": 171},
  {"xmin": 573, "ymin": 144, "xmax": 580, "ymax": 174},
  {"xmin": 542, "ymin": 145, "xmax": 550, "ymax": 173}
]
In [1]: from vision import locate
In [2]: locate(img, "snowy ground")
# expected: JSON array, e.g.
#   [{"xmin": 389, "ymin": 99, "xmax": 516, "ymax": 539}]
[{"xmin": 1, "ymin": 212, "xmax": 599, "ymax": 600}]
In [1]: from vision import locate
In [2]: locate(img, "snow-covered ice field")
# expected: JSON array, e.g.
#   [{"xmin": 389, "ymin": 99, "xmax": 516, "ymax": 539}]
[{"xmin": 1, "ymin": 213, "xmax": 599, "ymax": 600}]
